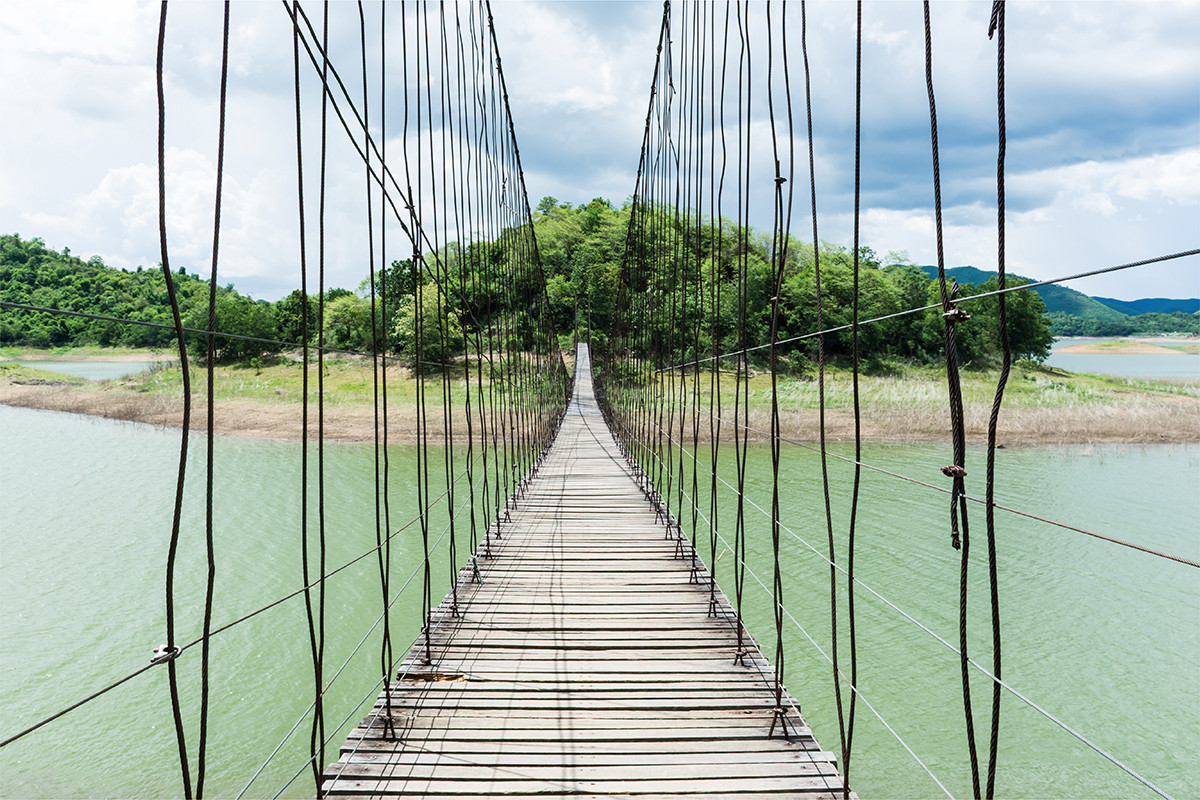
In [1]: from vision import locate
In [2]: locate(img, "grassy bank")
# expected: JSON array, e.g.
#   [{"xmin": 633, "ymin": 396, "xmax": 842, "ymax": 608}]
[{"xmin": 1, "ymin": 351, "xmax": 1197, "ymax": 445}]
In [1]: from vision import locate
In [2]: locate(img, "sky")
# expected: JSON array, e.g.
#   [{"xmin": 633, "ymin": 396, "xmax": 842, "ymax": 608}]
[{"xmin": 1, "ymin": 0, "xmax": 1197, "ymax": 303}]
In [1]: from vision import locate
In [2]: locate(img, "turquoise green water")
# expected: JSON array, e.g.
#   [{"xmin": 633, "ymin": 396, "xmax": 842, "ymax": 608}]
[
  {"xmin": 1, "ymin": 405, "xmax": 1197, "ymax": 798},
  {"xmin": 1046, "ymin": 338, "xmax": 1200, "ymax": 379},
  {"xmin": 0, "ymin": 361, "xmax": 161, "ymax": 381}
]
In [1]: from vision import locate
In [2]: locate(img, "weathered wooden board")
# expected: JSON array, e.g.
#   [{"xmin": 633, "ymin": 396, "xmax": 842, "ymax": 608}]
[{"xmin": 322, "ymin": 345, "xmax": 848, "ymax": 798}]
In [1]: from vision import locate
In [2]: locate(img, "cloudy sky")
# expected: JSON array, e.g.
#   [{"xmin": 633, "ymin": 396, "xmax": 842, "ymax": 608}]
[{"xmin": 2, "ymin": 1, "xmax": 1197, "ymax": 302}]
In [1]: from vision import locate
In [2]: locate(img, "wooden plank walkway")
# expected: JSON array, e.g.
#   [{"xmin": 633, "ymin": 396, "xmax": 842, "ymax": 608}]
[{"xmin": 322, "ymin": 345, "xmax": 847, "ymax": 798}]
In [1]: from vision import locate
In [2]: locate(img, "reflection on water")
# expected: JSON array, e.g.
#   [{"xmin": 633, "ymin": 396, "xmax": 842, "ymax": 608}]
[
  {"xmin": 1047, "ymin": 339, "xmax": 1200, "ymax": 379},
  {"xmin": 0, "ymin": 405, "xmax": 1197, "ymax": 799},
  {"xmin": 0, "ymin": 360, "xmax": 163, "ymax": 381}
]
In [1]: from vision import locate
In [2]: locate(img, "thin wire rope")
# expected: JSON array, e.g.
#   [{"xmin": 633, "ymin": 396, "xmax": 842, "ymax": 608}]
[
  {"xmin": 733, "ymin": 0, "xmax": 752, "ymax": 664},
  {"xmin": 796, "ymin": 0, "xmax": 846, "ymax": 758},
  {"xmin": 648, "ymin": 247, "xmax": 1200, "ymax": 373},
  {"xmin": 0, "ymin": 300, "xmax": 486, "ymax": 371},
  {"xmin": 922, "ymin": 5, "xmax": 981, "ymax": 787},
  {"xmin": 359, "ymin": 0, "xmax": 395, "ymax": 742},
  {"xmin": 290, "ymin": 1, "xmax": 318, "ymax": 788},
  {"xmin": 710, "ymin": 413, "xmax": 1200, "ymax": 568},
  {"xmin": 437, "ymin": 2, "xmax": 460, "ymax": 623},
  {"xmin": 635, "ymin": 419, "xmax": 1174, "ymax": 799},
  {"xmin": 307, "ymin": 5, "xmax": 331, "ymax": 787},
  {"xmin": 630, "ymin": 438, "xmax": 955, "ymax": 798},
  {"xmin": 763, "ymin": 0, "xmax": 788, "ymax": 721}
]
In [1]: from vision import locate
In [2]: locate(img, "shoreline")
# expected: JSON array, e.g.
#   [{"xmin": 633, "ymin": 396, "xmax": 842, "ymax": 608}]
[
  {"xmin": 3, "ymin": 357, "xmax": 1197, "ymax": 447},
  {"xmin": 0, "ymin": 347, "xmax": 180, "ymax": 364},
  {"xmin": 1052, "ymin": 335, "xmax": 1200, "ymax": 355}
]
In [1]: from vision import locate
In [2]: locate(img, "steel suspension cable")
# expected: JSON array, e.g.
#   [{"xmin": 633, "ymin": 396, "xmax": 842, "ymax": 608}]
[
  {"xmin": 197, "ymin": 5, "xmax": 230, "ymax": 794},
  {"xmin": 733, "ymin": 0, "xmax": 751, "ymax": 665},
  {"xmin": 289, "ymin": 1, "xmax": 317, "ymax": 783},
  {"xmin": 155, "ymin": 3, "xmax": 194, "ymax": 795},
  {"xmin": 843, "ymin": 2, "xmax": 864, "ymax": 790},
  {"xmin": 922, "ymin": 4, "xmax": 981, "ymax": 792},
  {"xmin": 764, "ymin": 0, "xmax": 788, "ymax": 733},
  {"xmin": 983, "ymin": 2, "xmax": 1008, "ymax": 795}
]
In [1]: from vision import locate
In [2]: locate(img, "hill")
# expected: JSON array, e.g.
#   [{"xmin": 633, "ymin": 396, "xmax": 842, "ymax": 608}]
[
  {"xmin": 0, "ymin": 234, "xmax": 259, "ymax": 350},
  {"xmin": 1094, "ymin": 297, "xmax": 1200, "ymax": 315},
  {"xmin": 918, "ymin": 265, "xmax": 1127, "ymax": 322}
]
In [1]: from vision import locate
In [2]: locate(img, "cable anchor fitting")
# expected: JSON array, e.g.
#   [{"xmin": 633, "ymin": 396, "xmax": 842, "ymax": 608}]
[
  {"xmin": 942, "ymin": 307, "xmax": 970, "ymax": 324},
  {"xmin": 941, "ymin": 464, "xmax": 967, "ymax": 478},
  {"xmin": 151, "ymin": 645, "xmax": 181, "ymax": 665},
  {"xmin": 768, "ymin": 706, "xmax": 794, "ymax": 740}
]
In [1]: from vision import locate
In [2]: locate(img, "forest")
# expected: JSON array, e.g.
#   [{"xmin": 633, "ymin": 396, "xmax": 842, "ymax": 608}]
[{"xmin": 1, "ymin": 199, "xmax": 1058, "ymax": 370}]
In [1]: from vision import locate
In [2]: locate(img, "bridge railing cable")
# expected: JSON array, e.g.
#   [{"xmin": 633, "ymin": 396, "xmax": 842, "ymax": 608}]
[
  {"xmin": 627, "ymin": 427, "xmax": 957, "ymax": 796},
  {"xmin": 637, "ymin": 409, "xmax": 1175, "ymax": 800},
  {"xmin": 243, "ymin": 452, "xmax": 498, "ymax": 798}
]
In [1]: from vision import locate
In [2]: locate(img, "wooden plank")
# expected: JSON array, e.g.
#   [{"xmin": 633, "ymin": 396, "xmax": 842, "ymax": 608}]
[
  {"xmin": 321, "ymin": 776, "xmax": 844, "ymax": 795},
  {"xmin": 342, "ymin": 738, "xmax": 829, "ymax": 756},
  {"xmin": 325, "ymin": 761, "xmax": 839, "ymax": 781},
  {"xmin": 336, "ymin": 749, "xmax": 840, "ymax": 766},
  {"xmin": 324, "ymin": 345, "xmax": 848, "ymax": 798}
]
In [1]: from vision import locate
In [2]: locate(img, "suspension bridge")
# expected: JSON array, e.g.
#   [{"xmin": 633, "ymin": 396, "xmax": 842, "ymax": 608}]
[
  {"xmin": 322, "ymin": 344, "xmax": 844, "ymax": 797},
  {"xmin": 1, "ymin": 1, "xmax": 1196, "ymax": 799}
]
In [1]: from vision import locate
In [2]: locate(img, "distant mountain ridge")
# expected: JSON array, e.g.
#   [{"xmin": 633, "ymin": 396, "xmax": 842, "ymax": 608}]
[
  {"xmin": 916, "ymin": 265, "xmax": 1197, "ymax": 321},
  {"xmin": 1093, "ymin": 297, "xmax": 1200, "ymax": 315}
]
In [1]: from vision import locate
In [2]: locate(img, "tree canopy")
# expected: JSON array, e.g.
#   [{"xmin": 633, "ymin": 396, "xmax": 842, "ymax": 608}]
[{"xmin": 1, "ymin": 211, "xmax": 1065, "ymax": 370}]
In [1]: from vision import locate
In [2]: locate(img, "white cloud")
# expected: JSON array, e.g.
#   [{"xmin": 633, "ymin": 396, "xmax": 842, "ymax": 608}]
[
  {"xmin": 815, "ymin": 147, "xmax": 1200, "ymax": 300},
  {"xmin": 1, "ymin": 1, "xmax": 1196, "ymax": 302}
]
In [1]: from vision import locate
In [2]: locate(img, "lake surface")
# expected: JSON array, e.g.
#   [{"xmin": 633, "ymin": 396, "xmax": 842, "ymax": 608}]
[
  {"xmin": 1046, "ymin": 339, "xmax": 1200, "ymax": 380},
  {"xmin": 0, "ymin": 360, "xmax": 163, "ymax": 381},
  {"xmin": 1, "ymin": 405, "xmax": 1197, "ymax": 799}
]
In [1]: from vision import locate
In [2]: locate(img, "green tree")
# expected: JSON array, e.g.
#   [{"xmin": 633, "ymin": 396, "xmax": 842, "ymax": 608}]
[
  {"xmin": 185, "ymin": 294, "xmax": 280, "ymax": 363},
  {"xmin": 324, "ymin": 293, "xmax": 375, "ymax": 351},
  {"xmin": 274, "ymin": 289, "xmax": 317, "ymax": 346},
  {"xmin": 391, "ymin": 283, "xmax": 463, "ymax": 368}
]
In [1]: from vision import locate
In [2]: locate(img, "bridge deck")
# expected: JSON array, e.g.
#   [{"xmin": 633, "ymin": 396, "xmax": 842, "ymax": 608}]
[{"xmin": 323, "ymin": 345, "xmax": 846, "ymax": 798}]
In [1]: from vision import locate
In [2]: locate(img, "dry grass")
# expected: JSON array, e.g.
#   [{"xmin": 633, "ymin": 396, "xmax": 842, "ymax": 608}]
[
  {"xmin": 622, "ymin": 364, "xmax": 1200, "ymax": 446},
  {"xmin": 2, "ymin": 357, "xmax": 1197, "ymax": 446}
]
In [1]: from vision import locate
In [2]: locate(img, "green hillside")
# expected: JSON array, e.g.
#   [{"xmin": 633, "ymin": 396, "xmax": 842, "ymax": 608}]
[
  {"xmin": 1035, "ymin": 283, "xmax": 1129, "ymax": 321},
  {"xmin": 918, "ymin": 265, "xmax": 1127, "ymax": 322},
  {"xmin": 0, "ymin": 234, "xmax": 234, "ymax": 348}
]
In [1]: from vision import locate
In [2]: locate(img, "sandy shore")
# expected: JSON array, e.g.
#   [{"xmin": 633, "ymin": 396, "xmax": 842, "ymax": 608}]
[
  {"xmin": 3, "ymin": 372, "xmax": 1197, "ymax": 447},
  {"xmin": 0, "ymin": 377, "xmax": 444, "ymax": 443}
]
